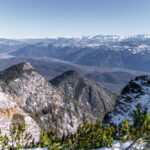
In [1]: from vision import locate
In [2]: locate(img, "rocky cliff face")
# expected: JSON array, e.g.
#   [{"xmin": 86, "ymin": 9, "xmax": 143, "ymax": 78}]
[
  {"xmin": 0, "ymin": 90, "xmax": 18, "ymax": 118},
  {"xmin": 0, "ymin": 88, "xmax": 40, "ymax": 142},
  {"xmin": 0, "ymin": 63, "xmax": 117, "ymax": 138},
  {"xmin": 106, "ymin": 75, "xmax": 150, "ymax": 126},
  {"xmin": 50, "ymin": 70, "xmax": 117, "ymax": 119}
]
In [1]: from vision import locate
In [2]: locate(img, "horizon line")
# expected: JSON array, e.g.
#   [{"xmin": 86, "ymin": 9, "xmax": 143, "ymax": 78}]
[{"xmin": 1, "ymin": 33, "xmax": 150, "ymax": 40}]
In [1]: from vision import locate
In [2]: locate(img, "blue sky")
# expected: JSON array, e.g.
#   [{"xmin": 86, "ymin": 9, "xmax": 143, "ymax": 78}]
[{"xmin": 0, "ymin": 0, "xmax": 150, "ymax": 38}]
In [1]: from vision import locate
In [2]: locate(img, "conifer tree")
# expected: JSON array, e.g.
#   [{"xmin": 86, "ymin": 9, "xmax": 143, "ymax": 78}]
[
  {"xmin": 9, "ymin": 114, "xmax": 32, "ymax": 149},
  {"xmin": 118, "ymin": 120, "xmax": 129, "ymax": 142}
]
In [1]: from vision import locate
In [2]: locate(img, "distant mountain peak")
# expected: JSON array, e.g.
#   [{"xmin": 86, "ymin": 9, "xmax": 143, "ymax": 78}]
[
  {"xmin": 3, "ymin": 62, "xmax": 34, "ymax": 72},
  {"xmin": 59, "ymin": 70, "xmax": 79, "ymax": 78},
  {"xmin": 0, "ymin": 62, "xmax": 35, "ymax": 82},
  {"xmin": 14, "ymin": 62, "xmax": 33, "ymax": 70},
  {"xmin": 50, "ymin": 70, "xmax": 81, "ymax": 86}
]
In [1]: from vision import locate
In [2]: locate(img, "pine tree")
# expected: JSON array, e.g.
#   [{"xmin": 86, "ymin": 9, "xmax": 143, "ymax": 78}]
[
  {"xmin": 118, "ymin": 120, "xmax": 129, "ymax": 142},
  {"xmin": 130, "ymin": 104, "xmax": 150, "ymax": 139},
  {"xmin": 0, "ymin": 130, "xmax": 9, "ymax": 149},
  {"xmin": 124, "ymin": 105, "xmax": 150, "ymax": 150},
  {"xmin": 9, "ymin": 114, "xmax": 32, "ymax": 149}
]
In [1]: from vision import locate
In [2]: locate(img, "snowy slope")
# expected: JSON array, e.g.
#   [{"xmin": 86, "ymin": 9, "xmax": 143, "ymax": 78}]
[
  {"xmin": 108, "ymin": 75, "xmax": 150, "ymax": 126},
  {"xmin": 95, "ymin": 140, "xmax": 146, "ymax": 150}
]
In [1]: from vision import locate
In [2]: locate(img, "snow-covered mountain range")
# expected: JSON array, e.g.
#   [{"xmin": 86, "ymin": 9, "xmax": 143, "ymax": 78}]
[
  {"xmin": 0, "ymin": 34, "xmax": 150, "ymax": 94},
  {"xmin": 6, "ymin": 34, "xmax": 150, "ymax": 73}
]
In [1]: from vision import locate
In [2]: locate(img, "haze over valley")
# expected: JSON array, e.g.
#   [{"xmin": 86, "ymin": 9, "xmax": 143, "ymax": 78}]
[{"xmin": 0, "ymin": 35, "xmax": 149, "ymax": 93}]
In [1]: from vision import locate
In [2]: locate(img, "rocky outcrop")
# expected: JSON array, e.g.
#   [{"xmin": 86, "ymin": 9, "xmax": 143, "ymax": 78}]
[
  {"xmin": 106, "ymin": 75, "xmax": 150, "ymax": 126},
  {"xmin": 0, "ymin": 91, "xmax": 18, "ymax": 118}
]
